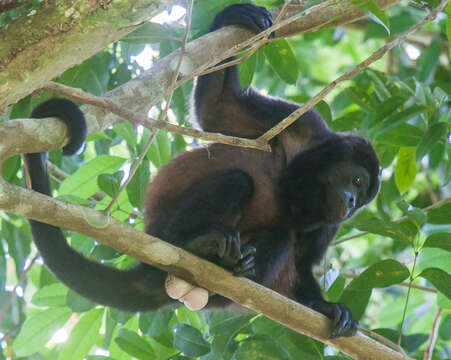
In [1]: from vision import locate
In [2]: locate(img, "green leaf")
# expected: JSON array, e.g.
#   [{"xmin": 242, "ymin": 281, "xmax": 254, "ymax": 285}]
[
  {"xmin": 126, "ymin": 159, "xmax": 150, "ymax": 210},
  {"xmin": 351, "ymin": 0, "xmax": 390, "ymax": 34},
  {"xmin": 59, "ymin": 155, "xmax": 126, "ymax": 198},
  {"xmin": 395, "ymin": 147, "xmax": 417, "ymax": 194},
  {"xmin": 263, "ymin": 39, "xmax": 298, "ymax": 84},
  {"xmin": 121, "ymin": 22, "xmax": 171, "ymax": 44},
  {"xmin": 326, "ymin": 275, "xmax": 346, "ymax": 302},
  {"xmin": 344, "ymin": 86, "xmax": 378, "ymax": 112},
  {"xmin": 238, "ymin": 50, "xmax": 258, "ymax": 87},
  {"xmin": 98, "ymin": 171, "xmax": 124, "ymax": 198},
  {"xmin": 376, "ymin": 124, "xmax": 424, "ymax": 147},
  {"xmin": 348, "ymin": 259, "xmax": 410, "ymax": 290},
  {"xmin": 114, "ymin": 328, "xmax": 155, "ymax": 359},
  {"xmin": 66, "ymin": 290, "xmax": 97, "ymax": 313},
  {"xmin": 140, "ymin": 308, "xmax": 174, "ymax": 338},
  {"xmin": 353, "ymin": 217, "xmax": 415, "ymax": 244},
  {"xmin": 374, "ymin": 143, "xmax": 398, "ymax": 167},
  {"xmin": 427, "ymin": 202, "xmax": 451, "ymax": 224},
  {"xmin": 147, "ymin": 131, "xmax": 172, "ymax": 167},
  {"xmin": 59, "ymin": 309, "xmax": 104, "ymax": 360},
  {"xmin": 416, "ymin": 122, "xmax": 449, "ymax": 160},
  {"xmin": 370, "ymin": 105, "xmax": 428, "ymax": 137},
  {"xmin": 419, "ymin": 268, "xmax": 451, "ymax": 299},
  {"xmin": 235, "ymin": 335, "xmax": 289, "ymax": 360},
  {"xmin": 173, "ymin": 324, "xmax": 211, "ymax": 357},
  {"xmin": 13, "ymin": 308, "xmax": 72, "ymax": 357},
  {"xmin": 418, "ymin": 248, "xmax": 451, "ymax": 273},
  {"xmin": 209, "ymin": 312, "xmax": 253, "ymax": 336},
  {"xmin": 447, "ymin": 3, "xmax": 451, "ymax": 62},
  {"xmin": 340, "ymin": 260, "xmax": 409, "ymax": 320},
  {"xmin": 31, "ymin": 283, "xmax": 68, "ymax": 307},
  {"xmin": 424, "ymin": 233, "xmax": 451, "ymax": 252},
  {"xmin": 114, "ymin": 122, "xmax": 137, "ymax": 146},
  {"xmin": 252, "ymin": 317, "xmax": 284, "ymax": 336},
  {"xmin": 439, "ymin": 314, "xmax": 451, "ymax": 340},
  {"xmin": 417, "ymin": 37, "xmax": 442, "ymax": 82}
]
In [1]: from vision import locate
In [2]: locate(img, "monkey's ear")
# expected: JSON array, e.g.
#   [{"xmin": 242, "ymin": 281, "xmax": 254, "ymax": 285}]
[{"xmin": 165, "ymin": 275, "xmax": 209, "ymax": 311}]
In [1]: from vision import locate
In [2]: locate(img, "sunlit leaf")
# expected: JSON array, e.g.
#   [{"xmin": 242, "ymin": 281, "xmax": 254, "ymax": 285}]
[
  {"xmin": 31, "ymin": 283, "xmax": 68, "ymax": 307},
  {"xmin": 13, "ymin": 308, "xmax": 71, "ymax": 357},
  {"xmin": 239, "ymin": 50, "xmax": 258, "ymax": 87},
  {"xmin": 263, "ymin": 39, "xmax": 298, "ymax": 84},
  {"xmin": 395, "ymin": 147, "xmax": 417, "ymax": 194},
  {"xmin": 59, "ymin": 309, "xmax": 104, "ymax": 360},
  {"xmin": 59, "ymin": 156, "xmax": 126, "ymax": 198}
]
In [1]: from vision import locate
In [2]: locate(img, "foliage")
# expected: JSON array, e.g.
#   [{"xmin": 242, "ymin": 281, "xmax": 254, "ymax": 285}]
[{"xmin": 1, "ymin": 0, "xmax": 450, "ymax": 359}]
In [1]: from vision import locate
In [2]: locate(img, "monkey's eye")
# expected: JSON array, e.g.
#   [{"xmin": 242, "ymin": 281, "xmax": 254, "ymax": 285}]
[{"xmin": 353, "ymin": 176, "xmax": 362, "ymax": 187}]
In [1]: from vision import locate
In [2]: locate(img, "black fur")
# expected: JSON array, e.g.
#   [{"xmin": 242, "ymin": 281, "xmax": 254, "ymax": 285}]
[{"xmin": 23, "ymin": 4, "xmax": 380, "ymax": 339}]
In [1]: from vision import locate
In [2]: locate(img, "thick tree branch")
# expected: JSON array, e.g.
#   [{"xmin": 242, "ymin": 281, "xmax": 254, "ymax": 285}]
[
  {"xmin": 0, "ymin": 0, "xmax": 180, "ymax": 109},
  {"xmin": 0, "ymin": 178, "xmax": 411, "ymax": 360},
  {"xmin": 1, "ymin": 0, "xmax": 399, "ymax": 113}
]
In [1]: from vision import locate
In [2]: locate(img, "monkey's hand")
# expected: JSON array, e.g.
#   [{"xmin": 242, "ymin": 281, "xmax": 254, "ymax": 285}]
[
  {"xmin": 186, "ymin": 228, "xmax": 256, "ymax": 277},
  {"xmin": 305, "ymin": 299, "xmax": 358, "ymax": 338},
  {"xmin": 211, "ymin": 3, "xmax": 274, "ymax": 37}
]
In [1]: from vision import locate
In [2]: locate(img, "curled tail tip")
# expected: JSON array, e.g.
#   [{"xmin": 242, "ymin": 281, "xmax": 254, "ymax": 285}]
[{"xmin": 30, "ymin": 98, "xmax": 87, "ymax": 155}]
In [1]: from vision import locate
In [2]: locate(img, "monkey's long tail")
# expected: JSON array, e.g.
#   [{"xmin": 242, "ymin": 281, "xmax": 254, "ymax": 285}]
[{"xmin": 24, "ymin": 99, "xmax": 171, "ymax": 311}]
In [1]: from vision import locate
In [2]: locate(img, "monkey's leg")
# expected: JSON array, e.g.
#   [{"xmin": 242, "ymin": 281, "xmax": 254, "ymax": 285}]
[
  {"xmin": 293, "ymin": 227, "xmax": 358, "ymax": 338},
  {"xmin": 151, "ymin": 170, "xmax": 255, "ymax": 274}
]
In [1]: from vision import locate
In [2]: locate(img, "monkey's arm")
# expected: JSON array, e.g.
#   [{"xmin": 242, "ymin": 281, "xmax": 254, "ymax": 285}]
[
  {"xmin": 293, "ymin": 226, "xmax": 358, "ymax": 338},
  {"xmin": 193, "ymin": 4, "xmax": 330, "ymax": 141}
]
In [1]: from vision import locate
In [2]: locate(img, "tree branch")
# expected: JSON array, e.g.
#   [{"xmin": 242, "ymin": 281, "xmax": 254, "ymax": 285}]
[
  {"xmin": 0, "ymin": 178, "xmax": 412, "ymax": 360},
  {"xmin": 1, "ymin": 0, "xmax": 399, "ymax": 114},
  {"xmin": 0, "ymin": 0, "xmax": 181, "ymax": 109}
]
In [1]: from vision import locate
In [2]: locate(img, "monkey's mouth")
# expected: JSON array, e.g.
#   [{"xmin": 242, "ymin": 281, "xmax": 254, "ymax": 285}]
[{"xmin": 339, "ymin": 204, "xmax": 350, "ymax": 220}]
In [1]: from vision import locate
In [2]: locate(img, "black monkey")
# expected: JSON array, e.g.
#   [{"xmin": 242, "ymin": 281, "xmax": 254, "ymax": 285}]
[{"xmin": 23, "ymin": 4, "xmax": 380, "ymax": 339}]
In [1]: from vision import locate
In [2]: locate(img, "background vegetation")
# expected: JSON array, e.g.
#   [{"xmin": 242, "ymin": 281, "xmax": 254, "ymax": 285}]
[{"xmin": 0, "ymin": 0, "xmax": 450, "ymax": 359}]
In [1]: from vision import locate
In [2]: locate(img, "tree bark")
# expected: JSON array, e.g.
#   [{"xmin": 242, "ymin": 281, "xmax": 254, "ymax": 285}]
[
  {"xmin": 0, "ymin": 0, "xmax": 180, "ymax": 109},
  {"xmin": 0, "ymin": 0, "xmax": 399, "ymax": 112}
]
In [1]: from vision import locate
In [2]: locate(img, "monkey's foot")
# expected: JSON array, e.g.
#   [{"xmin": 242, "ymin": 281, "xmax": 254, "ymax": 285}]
[
  {"xmin": 186, "ymin": 228, "xmax": 244, "ymax": 269},
  {"xmin": 306, "ymin": 299, "xmax": 358, "ymax": 338}
]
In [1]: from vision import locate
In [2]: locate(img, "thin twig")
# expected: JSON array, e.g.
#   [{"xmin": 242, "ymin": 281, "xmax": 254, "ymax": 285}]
[
  {"xmin": 332, "ymin": 197, "xmax": 451, "ymax": 246},
  {"xmin": 148, "ymin": 0, "xmax": 341, "ymax": 109},
  {"xmin": 360, "ymin": 328, "xmax": 408, "ymax": 356},
  {"xmin": 398, "ymin": 252, "xmax": 418, "ymax": 345},
  {"xmin": 105, "ymin": 0, "xmax": 195, "ymax": 212},
  {"xmin": 257, "ymin": 0, "xmax": 449, "ymax": 143},
  {"xmin": 424, "ymin": 308, "xmax": 443, "ymax": 360},
  {"xmin": 105, "ymin": 129, "xmax": 158, "ymax": 213},
  {"xmin": 42, "ymin": 82, "xmax": 270, "ymax": 151},
  {"xmin": 0, "ymin": 254, "xmax": 39, "ymax": 326}
]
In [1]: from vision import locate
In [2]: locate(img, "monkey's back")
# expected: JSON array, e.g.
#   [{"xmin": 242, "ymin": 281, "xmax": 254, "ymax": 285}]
[{"xmin": 144, "ymin": 143, "xmax": 286, "ymax": 234}]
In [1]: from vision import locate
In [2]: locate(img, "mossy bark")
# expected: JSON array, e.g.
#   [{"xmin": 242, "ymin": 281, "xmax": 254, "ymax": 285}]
[{"xmin": 0, "ymin": 0, "xmax": 179, "ymax": 109}]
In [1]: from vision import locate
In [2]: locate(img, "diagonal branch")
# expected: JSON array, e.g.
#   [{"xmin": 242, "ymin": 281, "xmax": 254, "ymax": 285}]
[{"xmin": 0, "ymin": 177, "xmax": 412, "ymax": 360}]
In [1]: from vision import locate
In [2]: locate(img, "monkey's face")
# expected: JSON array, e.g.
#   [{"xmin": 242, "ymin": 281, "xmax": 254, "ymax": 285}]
[{"xmin": 319, "ymin": 161, "xmax": 371, "ymax": 224}]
